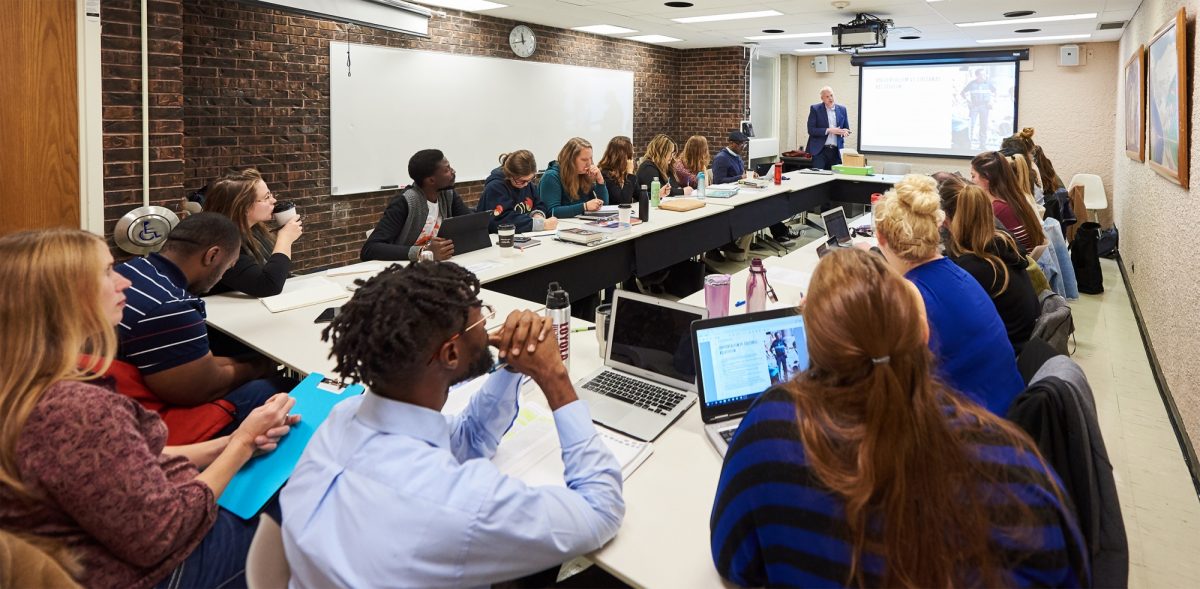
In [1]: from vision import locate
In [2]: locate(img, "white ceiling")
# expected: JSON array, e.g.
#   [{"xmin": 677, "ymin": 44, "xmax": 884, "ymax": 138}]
[{"xmin": 421, "ymin": 0, "xmax": 1141, "ymax": 52}]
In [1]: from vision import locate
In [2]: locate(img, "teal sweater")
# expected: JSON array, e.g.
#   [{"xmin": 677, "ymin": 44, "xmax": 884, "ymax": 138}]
[{"xmin": 540, "ymin": 161, "xmax": 609, "ymax": 219}]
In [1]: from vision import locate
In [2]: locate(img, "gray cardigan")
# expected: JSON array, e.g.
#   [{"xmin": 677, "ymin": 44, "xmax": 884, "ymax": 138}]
[{"xmin": 360, "ymin": 187, "xmax": 472, "ymax": 262}]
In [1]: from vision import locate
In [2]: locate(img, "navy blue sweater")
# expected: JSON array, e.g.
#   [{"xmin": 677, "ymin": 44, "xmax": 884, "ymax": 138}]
[
  {"xmin": 474, "ymin": 167, "xmax": 551, "ymax": 233},
  {"xmin": 711, "ymin": 387, "xmax": 1090, "ymax": 588}
]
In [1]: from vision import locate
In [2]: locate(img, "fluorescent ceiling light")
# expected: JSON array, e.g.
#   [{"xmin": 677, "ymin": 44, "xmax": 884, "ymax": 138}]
[
  {"xmin": 415, "ymin": 0, "xmax": 506, "ymax": 10},
  {"xmin": 977, "ymin": 33, "xmax": 1091, "ymax": 43},
  {"xmin": 745, "ymin": 31, "xmax": 831, "ymax": 40},
  {"xmin": 625, "ymin": 35, "xmax": 683, "ymax": 43},
  {"xmin": 572, "ymin": 24, "xmax": 637, "ymax": 34},
  {"xmin": 958, "ymin": 13, "xmax": 1097, "ymax": 27},
  {"xmin": 794, "ymin": 48, "xmax": 833, "ymax": 53},
  {"xmin": 672, "ymin": 10, "xmax": 782, "ymax": 24}
]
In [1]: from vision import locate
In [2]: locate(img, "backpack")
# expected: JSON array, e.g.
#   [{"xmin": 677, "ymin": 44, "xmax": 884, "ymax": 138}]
[
  {"xmin": 1071, "ymin": 222, "xmax": 1104, "ymax": 294},
  {"xmin": 1098, "ymin": 226, "xmax": 1120, "ymax": 259},
  {"xmin": 1030, "ymin": 290, "xmax": 1075, "ymax": 356}
]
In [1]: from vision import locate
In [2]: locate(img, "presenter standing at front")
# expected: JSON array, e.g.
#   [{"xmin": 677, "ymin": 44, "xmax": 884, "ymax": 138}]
[{"xmin": 806, "ymin": 86, "xmax": 851, "ymax": 170}]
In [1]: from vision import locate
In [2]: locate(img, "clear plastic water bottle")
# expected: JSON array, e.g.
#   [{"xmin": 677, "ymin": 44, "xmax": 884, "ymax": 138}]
[
  {"xmin": 746, "ymin": 259, "xmax": 767, "ymax": 313},
  {"xmin": 546, "ymin": 282, "xmax": 571, "ymax": 371},
  {"xmin": 696, "ymin": 171, "xmax": 706, "ymax": 199}
]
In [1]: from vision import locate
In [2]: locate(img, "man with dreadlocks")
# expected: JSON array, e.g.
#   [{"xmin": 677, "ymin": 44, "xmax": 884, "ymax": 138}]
[{"xmin": 280, "ymin": 261, "xmax": 625, "ymax": 587}]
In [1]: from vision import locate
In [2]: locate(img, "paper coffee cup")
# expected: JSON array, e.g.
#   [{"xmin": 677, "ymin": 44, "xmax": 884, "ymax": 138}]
[{"xmin": 273, "ymin": 202, "xmax": 297, "ymax": 226}]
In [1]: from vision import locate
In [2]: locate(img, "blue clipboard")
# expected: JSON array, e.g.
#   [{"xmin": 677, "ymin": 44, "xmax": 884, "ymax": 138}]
[{"xmin": 217, "ymin": 373, "xmax": 364, "ymax": 519}]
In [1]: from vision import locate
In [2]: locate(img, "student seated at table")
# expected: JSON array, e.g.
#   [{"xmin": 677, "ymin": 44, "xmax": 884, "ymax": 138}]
[
  {"xmin": 947, "ymin": 184, "xmax": 1040, "ymax": 355},
  {"xmin": 970, "ymin": 151, "xmax": 1046, "ymax": 254},
  {"xmin": 598, "ymin": 135, "xmax": 638, "ymax": 205},
  {"xmin": 710, "ymin": 248, "xmax": 1089, "ymax": 588},
  {"xmin": 203, "ymin": 167, "xmax": 303, "ymax": 297},
  {"xmin": 673, "ymin": 134, "xmax": 710, "ymax": 189},
  {"xmin": 874, "ymin": 174, "xmax": 1025, "ymax": 416},
  {"xmin": 281, "ymin": 262, "xmax": 624, "ymax": 587},
  {"xmin": 541, "ymin": 137, "xmax": 610, "ymax": 218},
  {"xmin": 361, "ymin": 149, "xmax": 472, "ymax": 262},
  {"xmin": 477, "ymin": 150, "xmax": 559, "ymax": 233},
  {"xmin": 636, "ymin": 134, "xmax": 690, "ymax": 197},
  {"xmin": 711, "ymin": 131, "xmax": 750, "ymax": 184},
  {"xmin": 0, "ymin": 227, "xmax": 299, "ymax": 589},
  {"xmin": 115, "ymin": 213, "xmax": 296, "ymax": 443}
]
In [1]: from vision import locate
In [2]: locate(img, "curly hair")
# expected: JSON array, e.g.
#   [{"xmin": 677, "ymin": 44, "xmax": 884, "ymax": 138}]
[
  {"xmin": 873, "ymin": 174, "xmax": 945, "ymax": 264},
  {"xmin": 322, "ymin": 261, "xmax": 481, "ymax": 389}
]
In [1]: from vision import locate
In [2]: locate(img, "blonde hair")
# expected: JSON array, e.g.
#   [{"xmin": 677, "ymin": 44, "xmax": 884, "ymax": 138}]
[
  {"xmin": 203, "ymin": 168, "xmax": 274, "ymax": 263},
  {"xmin": 641, "ymin": 134, "xmax": 677, "ymax": 181},
  {"xmin": 555, "ymin": 137, "xmax": 595, "ymax": 202},
  {"xmin": 873, "ymin": 174, "xmax": 945, "ymax": 264},
  {"xmin": 679, "ymin": 135, "xmax": 710, "ymax": 179},
  {"xmin": 0, "ymin": 229, "xmax": 116, "ymax": 501},
  {"xmin": 1007, "ymin": 153, "xmax": 1039, "ymax": 194}
]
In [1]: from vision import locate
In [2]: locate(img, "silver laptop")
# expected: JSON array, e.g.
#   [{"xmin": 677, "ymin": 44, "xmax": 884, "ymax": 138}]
[
  {"xmin": 575, "ymin": 291, "xmax": 705, "ymax": 442},
  {"xmin": 691, "ymin": 308, "xmax": 808, "ymax": 456},
  {"xmin": 822, "ymin": 206, "xmax": 852, "ymax": 247}
]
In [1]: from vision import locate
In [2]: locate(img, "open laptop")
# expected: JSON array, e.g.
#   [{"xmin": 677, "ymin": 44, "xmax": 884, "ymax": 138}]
[
  {"xmin": 821, "ymin": 206, "xmax": 852, "ymax": 247},
  {"xmin": 437, "ymin": 211, "xmax": 492, "ymax": 255},
  {"xmin": 691, "ymin": 308, "xmax": 808, "ymax": 456},
  {"xmin": 575, "ymin": 290, "xmax": 705, "ymax": 441}
]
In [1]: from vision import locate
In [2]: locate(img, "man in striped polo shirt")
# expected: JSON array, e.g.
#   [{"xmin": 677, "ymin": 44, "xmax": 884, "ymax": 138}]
[{"xmin": 116, "ymin": 213, "xmax": 289, "ymax": 433}]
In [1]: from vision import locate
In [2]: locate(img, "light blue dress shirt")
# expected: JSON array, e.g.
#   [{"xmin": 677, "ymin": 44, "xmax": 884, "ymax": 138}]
[
  {"xmin": 825, "ymin": 106, "xmax": 838, "ymax": 146},
  {"xmin": 280, "ymin": 370, "xmax": 625, "ymax": 589}
]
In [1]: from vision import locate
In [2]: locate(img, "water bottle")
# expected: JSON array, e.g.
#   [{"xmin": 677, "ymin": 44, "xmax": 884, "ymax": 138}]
[
  {"xmin": 650, "ymin": 177, "xmax": 661, "ymax": 208},
  {"xmin": 696, "ymin": 171, "xmax": 706, "ymax": 199},
  {"xmin": 774, "ymin": 161, "xmax": 782, "ymax": 185},
  {"xmin": 746, "ymin": 258, "xmax": 767, "ymax": 313},
  {"xmin": 638, "ymin": 184, "xmax": 650, "ymax": 222},
  {"xmin": 546, "ymin": 282, "xmax": 571, "ymax": 371}
]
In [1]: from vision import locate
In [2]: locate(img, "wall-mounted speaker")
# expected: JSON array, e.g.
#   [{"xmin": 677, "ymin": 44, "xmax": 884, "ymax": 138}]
[
  {"xmin": 1058, "ymin": 44, "xmax": 1081, "ymax": 67},
  {"xmin": 812, "ymin": 55, "xmax": 830, "ymax": 73}
]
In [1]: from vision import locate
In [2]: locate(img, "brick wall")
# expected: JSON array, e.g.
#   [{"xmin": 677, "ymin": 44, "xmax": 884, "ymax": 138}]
[{"xmin": 102, "ymin": 0, "xmax": 747, "ymax": 271}]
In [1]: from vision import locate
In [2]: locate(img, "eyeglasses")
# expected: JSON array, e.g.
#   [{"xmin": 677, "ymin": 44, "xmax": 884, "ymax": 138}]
[
  {"xmin": 510, "ymin": 175, "xmax": 535, "ymax": 187},
  {"xmin": 426, "ymin": 302, "xmax": 495, "ymax": 365},
  {"xmin": 255, "ymin": 191, "xmax": 276, "ymax": 203}
]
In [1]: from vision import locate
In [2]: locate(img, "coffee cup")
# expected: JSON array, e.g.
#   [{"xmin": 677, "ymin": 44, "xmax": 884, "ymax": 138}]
[{"xmin": 273, "ymin": 201, "xmax": 298, "ymax": 226}]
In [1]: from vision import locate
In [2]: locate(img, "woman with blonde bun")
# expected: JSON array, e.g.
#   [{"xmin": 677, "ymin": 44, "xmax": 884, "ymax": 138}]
[{"xmin": 874, "ymin": 174, "xmax": 1024, "ymax": 416}]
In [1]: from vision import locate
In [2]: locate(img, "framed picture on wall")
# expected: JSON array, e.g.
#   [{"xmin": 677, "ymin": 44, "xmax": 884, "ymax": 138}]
[
  {"xmin": 1146, "ymin": 8, "xmax": 1189, "ymax": 187},
  {"xmin": 1124, "ymin": 45, "xmax": 1145, "ymax": 161}
]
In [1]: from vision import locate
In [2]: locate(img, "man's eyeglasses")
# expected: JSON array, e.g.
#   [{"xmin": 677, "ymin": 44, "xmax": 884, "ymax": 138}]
[{"xmin": 426, "ymin": 303, "xmax": 496, "ymax": 365}]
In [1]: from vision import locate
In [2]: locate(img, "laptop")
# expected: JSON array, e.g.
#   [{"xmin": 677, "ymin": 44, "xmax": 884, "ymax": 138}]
[
  {"xmin": 690, "ymin": 308, "xmax": 808, "ymax": 456},
  {"xmin": 575, "ymin": 290, "xmax": 705, "ymax": 441},
  {"xmin": 821, "ymin": 206, "xmax": 852, "ymax": 247},
  {"xmin": 753, "ymin": 162, "xmax": 774, "ymax": 177},
  {"xmin": 437, "ymin": 211, "xmax": 492, "ymax": 255}
]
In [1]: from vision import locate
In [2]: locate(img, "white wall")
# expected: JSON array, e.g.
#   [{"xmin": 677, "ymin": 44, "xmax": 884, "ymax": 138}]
[{"xmin": 1112, "ymin": 0, "xmax": 1200, "ymax": 460}]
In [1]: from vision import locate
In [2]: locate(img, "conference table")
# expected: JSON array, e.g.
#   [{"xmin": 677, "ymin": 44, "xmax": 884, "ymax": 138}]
[{"xmin": 202, "ymin": 175, "xmax": 892, "ymax": 588}]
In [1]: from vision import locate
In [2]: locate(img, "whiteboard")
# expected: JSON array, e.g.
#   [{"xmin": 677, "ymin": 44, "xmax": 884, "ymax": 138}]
[{"xmin": 330, "ymin": 42, "xmax": 635, "ymax": 195}]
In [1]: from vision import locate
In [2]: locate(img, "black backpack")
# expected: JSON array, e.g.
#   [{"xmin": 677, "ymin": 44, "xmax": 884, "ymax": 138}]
[{"xmin": 1071, "ymin": 222, "xmax": 1104, "ymax": 294}]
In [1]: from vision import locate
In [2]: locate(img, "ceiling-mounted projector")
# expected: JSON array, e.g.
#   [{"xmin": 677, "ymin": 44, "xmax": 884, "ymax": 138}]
[{"xmin": 832, "ymin": 13, "xmax": 893, "ymax": 51}]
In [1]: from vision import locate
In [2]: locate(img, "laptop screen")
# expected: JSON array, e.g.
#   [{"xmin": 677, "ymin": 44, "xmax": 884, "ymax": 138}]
[
  {"xmin": 693, "ymin": 310, "xmax": 808, "ymax": 419},
  {"xmin": 607, "ymin": 293, "xmax": 703, "ymax": 388},
  {"xmin": 823, "ymin": 207, "xmax": 851, "ymax": 244}
]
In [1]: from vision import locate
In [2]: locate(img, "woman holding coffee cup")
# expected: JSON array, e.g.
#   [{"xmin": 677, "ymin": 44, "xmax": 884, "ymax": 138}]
[{"xmin": 203, "ymin": 168, "xmax": 303, "ymax": 297}]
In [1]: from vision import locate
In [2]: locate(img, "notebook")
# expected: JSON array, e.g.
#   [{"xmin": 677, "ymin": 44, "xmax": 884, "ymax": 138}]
[
  {"xmin": 217, "ymin": 373, "xmax": 364, "ymax": 518},
  {"xmin": 259, "ymin": 278, "xmax": 351, "ymax": 313}
]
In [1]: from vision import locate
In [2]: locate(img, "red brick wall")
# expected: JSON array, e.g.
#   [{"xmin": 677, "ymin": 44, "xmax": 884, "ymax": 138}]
[{"xmin": 102, "ymin": 0, "xmax": 747, "ymax": 271}]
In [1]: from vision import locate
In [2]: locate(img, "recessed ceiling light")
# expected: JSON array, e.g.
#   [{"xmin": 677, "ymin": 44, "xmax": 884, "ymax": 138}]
[
  {"xmin": 572, "ymin": 24, "xmax": 637, "ymax": 35},
  {"xmin": 795, "ymin": 47, "xmax": 833, "ymax": 53},
  {"xmin": 414, "ymin": 0, "xmax": 506, "ymax": 10},
  {"xmin": 1004, "ymin": 10, "xmax": 1036, "ymax": 18},
  {"xmin": 1015, "ymin": 28, "xmax": 1042, "ymax": 33},
  {"xmin": 625, "ymin": 34, "xmax": 683, "ymax": 43},
  {"xmin": 762, "ymin": 29, "xmax": 785, "ymax": 34},
  {"xmin": 664, "ymin": 1, "xmax": 693, "ymax": 7},
  {"xmin": 900, "ymin": 35, "xmax": 921, "ymax": 40},
  {"xmin": 977, "ymin": 33, "xmax": 1091, "ymax": 43},
  {"xmin": 805, "ymin": 41, "xmax": 824, "ymax": 45},
  {"xmin": 745, "ymin": 31, "xmax": 831, "ymax": 40},
  {"xmin": 672, "ymin": 10, "xmax": 782, "ymax": 24},
  {"xmin": 958, "ymin": 13, "xmax": 1096, "ymax": 27}
]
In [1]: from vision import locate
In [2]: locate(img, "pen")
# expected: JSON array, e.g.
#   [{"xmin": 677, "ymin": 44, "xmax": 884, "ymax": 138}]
[
  {"xmin": 572, "ymin": 326, "xmax": 596, "ymax": 333},
  {"xmin": 735, "ymin": 300, "xmax": 746, "ymax": 308}
]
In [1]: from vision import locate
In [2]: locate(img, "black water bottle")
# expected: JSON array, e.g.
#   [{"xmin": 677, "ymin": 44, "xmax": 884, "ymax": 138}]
[{"xmin": 638, "ymin": 184, "xmax": 650, "ymax": 222}]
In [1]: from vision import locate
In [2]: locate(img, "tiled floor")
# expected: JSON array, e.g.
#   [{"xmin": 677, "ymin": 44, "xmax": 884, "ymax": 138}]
[{"xmin": 1071, "ymin": 258, "xmax": 1200, "ymax": 588}]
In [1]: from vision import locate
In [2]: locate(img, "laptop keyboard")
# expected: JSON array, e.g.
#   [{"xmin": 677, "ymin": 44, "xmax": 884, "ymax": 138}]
[
  {"xmin": 719, "ymin": 428, "xmax": 736, "ymax": 444},
  {"xmin": 582, "ymin": 371, "xmax": 687, "ymax": 415}
]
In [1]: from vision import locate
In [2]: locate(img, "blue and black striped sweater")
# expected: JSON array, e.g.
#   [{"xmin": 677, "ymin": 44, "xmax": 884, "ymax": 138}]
[{"xmin": 710, "ymin": 387, "xmax": 1090, "ymax": 588}]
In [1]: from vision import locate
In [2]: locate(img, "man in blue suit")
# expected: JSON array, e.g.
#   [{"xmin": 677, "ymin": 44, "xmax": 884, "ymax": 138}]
[{"xmin": 806, "ymin": 86, "xmax": 851, "ymax": 170}]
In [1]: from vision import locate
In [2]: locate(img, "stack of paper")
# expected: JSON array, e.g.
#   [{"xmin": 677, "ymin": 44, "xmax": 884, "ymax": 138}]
[{"xmin": 259, "ymin": 278, "xmax": 350, "ymax": 313}]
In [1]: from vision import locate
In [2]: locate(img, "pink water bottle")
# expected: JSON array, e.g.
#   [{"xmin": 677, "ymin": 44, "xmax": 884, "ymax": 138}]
[
  {"xmin": 704, "ymin": 274, "xmax": 731, "ymax": 318},
  {"xmin": 746, "ymin": 259, "xmax": 768, "ymax": 313}
]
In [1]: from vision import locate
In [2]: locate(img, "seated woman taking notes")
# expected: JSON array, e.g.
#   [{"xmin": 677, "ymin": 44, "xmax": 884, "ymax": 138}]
[
  {"xmin": 0, "ymin": 229, "xmax": 299, "ymax": 589},
  {"xmin": 636, "ymin": 134, "xmax": 690, "ymax": 198},
  {"xmin": 203, "ymin": 168, "xmax": 303, "ymax": 297},
  {"xmin": 476, "ymin": 150, "xmax": 558, "ymax": 233},
  {"xmin": 540, "ymin": 137, "xmax": 609, "ymax": 219},
  {"xmin": 598, "ymin": 136, "xmax": 638, "ymax": 205},
  {"xmin": 672, "ymin": 135, "xmax": 710, "ymax": 189},
  {"xmin": 710, "ymin": 248, "xmax": 1088, "ymax": 588}
]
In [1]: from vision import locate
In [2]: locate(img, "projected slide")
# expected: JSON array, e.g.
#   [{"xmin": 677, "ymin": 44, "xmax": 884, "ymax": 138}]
[{"xmin": 859, "ymin": 63, "xmax": 1018, "ymax": 157}]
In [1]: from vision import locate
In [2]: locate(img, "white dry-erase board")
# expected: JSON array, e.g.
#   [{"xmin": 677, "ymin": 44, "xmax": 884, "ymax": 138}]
[{"xmin": 330, "ymin": 42, "xmax": 634, "ymax": 195}]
